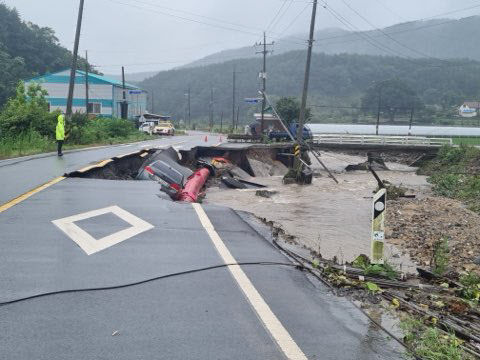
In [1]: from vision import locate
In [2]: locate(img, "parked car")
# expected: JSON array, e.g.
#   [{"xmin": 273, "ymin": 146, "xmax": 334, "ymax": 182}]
[
  {"xmin": 139, "ymin": 122, "xmax": 154, "ymax": 135},
  {"xmin": 268, "ymin": 123, "xmax": 312, "ymax": 142},
  {"xmin": 154, "ymin": 122, "xmax": 175, "ymax": 136}
]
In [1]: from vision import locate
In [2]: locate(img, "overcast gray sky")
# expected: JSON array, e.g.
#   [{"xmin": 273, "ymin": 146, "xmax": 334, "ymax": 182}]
[{"xmin": 4, "ymin": 0, "xmax": 480, "ymax": 75}]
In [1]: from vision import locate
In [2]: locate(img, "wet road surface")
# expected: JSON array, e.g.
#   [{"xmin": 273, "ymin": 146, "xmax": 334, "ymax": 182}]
[
  {"xmin": 0, "ymin": 132, "xmax": 222, "ymax": 205},
  {"xmin": 0, "ymin": 136, "xmax": 404, "ymax": 359}
]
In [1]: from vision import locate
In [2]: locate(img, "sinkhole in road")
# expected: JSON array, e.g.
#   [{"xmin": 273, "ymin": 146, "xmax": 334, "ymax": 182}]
[{"xmin": 66, "ymin": 145, "xmax": 295, "ymax": 181}]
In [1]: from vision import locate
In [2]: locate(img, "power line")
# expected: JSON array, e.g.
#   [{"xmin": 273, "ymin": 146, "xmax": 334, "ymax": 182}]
[
  {"xmin": 265, "ymin": 0, "xmax": 290, "ymax": 33},
  {"xmin": 268, "ymin": 0, "xmax": 295, "ymax": 33},
  {"xmin": 102, "ymin": 0, "xmax": 307, "ymax": 46},
  {"xmin": 338, "ymin": 0, "xmax": 454, "ymax": 64},
  {"xmin": 372, "ymin": 0, "xmax": 408, "ymax": 22},
  {"xmin": 277, "ymin": 2, "xmax": 311, "ymax": 37},
  {"xmin": 316, "ymin": 3, "xmax": 480, "ymax": 45},
  {"xmin": 320, "ymin": 2, "xmax": 469, "ymax": 69},
  {"xmin": 322, "ymin": 3, "xmax": 413, "ymax": 61}
]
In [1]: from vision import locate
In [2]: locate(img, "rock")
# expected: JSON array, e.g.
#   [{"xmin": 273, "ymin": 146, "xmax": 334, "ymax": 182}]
[
  {"xmin": 463, "ymin": 263, "xmax": 477, "ymax": 272},
  {"xmin": 229, "ymin": 166, "xmax": 252, "ymax": 180},
  {"xmin": 247, "ymin": 157, "xmax": 272, "ymax": 177},
  {"xmin": 269, "ymin": 161, "xmax": 289, "ymax": 176},
  {"xmin": 256, "ymin": 190, "xmax": 278, "ymax": 198}
]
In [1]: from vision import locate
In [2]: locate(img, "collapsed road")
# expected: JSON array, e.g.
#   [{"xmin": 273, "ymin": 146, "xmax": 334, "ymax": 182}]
[{"xmin": 0, "ymin": 135, "xmax": 408, "ymax": 359}]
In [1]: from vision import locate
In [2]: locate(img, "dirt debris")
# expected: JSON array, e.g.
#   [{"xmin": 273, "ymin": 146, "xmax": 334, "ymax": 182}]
[{"xmin": 387, "ymin": 197, "xmax": 480, "ymax": 273}]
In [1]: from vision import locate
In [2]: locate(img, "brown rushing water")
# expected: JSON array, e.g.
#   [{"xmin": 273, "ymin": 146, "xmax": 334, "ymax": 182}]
[{"xmin": 205, "ymin": 152, "xmax": 429, "ymax": 273}]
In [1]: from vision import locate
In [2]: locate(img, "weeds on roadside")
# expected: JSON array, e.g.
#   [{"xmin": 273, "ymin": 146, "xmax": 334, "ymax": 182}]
[
  {"xmin": 432, "ymin": 237, "xmax": 449, "ymax": 276},
  {"xmin": 459, "ymin": 272, "xmax": 480, "ymax": 303},
  {"xmin": 400, "ymin": 318, "xmax": 473, "ymax": 360},
  {"xmin": 352, "ymin": 254, "xmax": 399, "ymax": 280}
]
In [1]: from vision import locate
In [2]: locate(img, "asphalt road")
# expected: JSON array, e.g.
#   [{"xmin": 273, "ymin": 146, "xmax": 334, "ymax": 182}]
[
  {"xmin": 0, "ymin": 134, "xmax": 404, "ymax": 359},
  {"xmin": 0, "ymin": 132, "xmax": 223, "ymax": 205}
]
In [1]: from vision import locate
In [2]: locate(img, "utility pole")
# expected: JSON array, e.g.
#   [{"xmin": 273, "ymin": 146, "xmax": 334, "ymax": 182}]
[
  {"xmin": 188, "ymin": 87, "xmax": 191, "ymax": 127},
  {"xmin": 232, "ymin": 65, "xmax": 236, "ymax": 131},
  {"xmin": 209, "ymin": 88, "xmax": 214, "ymax": 131},
  {"xmin": 408, "ymin": 108, "xmax": 414, "ymax": 136},
  {"xmin": 85, "ymin": 50, "xmax": 89, "ymax": 116},
  {"xmin": 184, "ymin": 92, "xmax": 188, "ymax": 127},
  {"xmin": 256, "ymin": 32, "xmax": 274, "ymax": 135},
  {"xmin": 236, "ymin": 105, "xmax": 240, "ymax": 130},
  {"xmin": 121, "ymin": 66, "xmax": 128, "ymax": 119},
  {"xmin": 220, "ymin": 111, "xmax": 224, "ymax": 132},
  {"xmin": 66, "ymin": 0, "xmax": 85, "ymax": 116},
  {"xmin": 151, "ymin": 89, "xmax": 155, "ymax": 113},
  {"xmin": 376, "ymin": 86, "xmax": 382, "ymax": 136},
  {"xmin": 297, "ymin": 0, "xmax": 318, "ymax": 146}
]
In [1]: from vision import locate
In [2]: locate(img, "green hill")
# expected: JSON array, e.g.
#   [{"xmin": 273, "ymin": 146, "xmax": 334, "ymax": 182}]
[
  {"xmin": 141, "ymin": 50, "xmax": 480, "ymax": 124},
  {"xmin": 183, "ymin": 16, "xmax": 480, "ymax": 69},
  {"xmin": 0, "ymin": 2, "xmax": 92, "ymax": 107}
]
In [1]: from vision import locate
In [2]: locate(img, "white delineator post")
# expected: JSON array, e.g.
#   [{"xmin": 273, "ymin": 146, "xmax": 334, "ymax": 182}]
[{"xmin": 371, "ymin": 188, "xmax": 387, "ymax": 264}]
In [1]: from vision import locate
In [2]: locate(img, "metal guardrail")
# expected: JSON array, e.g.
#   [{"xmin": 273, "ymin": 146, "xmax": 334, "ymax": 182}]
[{"xmin": 311, "ymin": 134, "xmax": 453, "ymax": 147}]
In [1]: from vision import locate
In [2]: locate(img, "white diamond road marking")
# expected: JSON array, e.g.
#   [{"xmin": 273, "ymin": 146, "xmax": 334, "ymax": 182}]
[{"xmin": 52, "ymin": 206, "xmax": 154, "ymax": 255}]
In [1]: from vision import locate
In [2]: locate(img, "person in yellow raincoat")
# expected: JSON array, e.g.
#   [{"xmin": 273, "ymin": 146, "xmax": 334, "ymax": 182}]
[{"xmin": 56, "ymin": 112, "xmax": 65, "ymax": 157}]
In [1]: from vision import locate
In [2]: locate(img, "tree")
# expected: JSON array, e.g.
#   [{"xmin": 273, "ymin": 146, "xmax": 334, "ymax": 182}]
[
  {"xmin": 275, "ymin": 97, "xmax": 312, "ymax": 126},
  {"xmin": 361, "ymin": 79, "xmax": 424, "ymax": 122},
  {"xmin": 0, "ymin": 82, "xmax": 57, "ymax": 137}
]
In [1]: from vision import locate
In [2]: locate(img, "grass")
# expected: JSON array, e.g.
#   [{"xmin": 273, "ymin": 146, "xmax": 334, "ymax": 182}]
[
  {"xmin": 0, "ymin": 130, "xmax": 154, "ymax": 160},
  {"xmin": 420, "ymin": 145, "xmax": 480, "ymax": 214},
  {"xmin": 459, "ymin": 272, "xmax": 480, "ymax": 302},
  {"xmin": 352, "ymin": 254, "xmax": 399, "ymax": 280},
  {"xmin": 432, "ymin": 237, "xmax": 450, "ymax": 276},
  {"xmin": 400, "ymin": 318, "xmax": 473, "ymax": 360},
  {"xmin": 452, "ymin": 137, "xmax": 480, "ymax": 146}
]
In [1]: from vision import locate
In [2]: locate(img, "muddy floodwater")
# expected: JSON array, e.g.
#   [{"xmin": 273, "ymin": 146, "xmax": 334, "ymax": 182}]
[{"xmin": 206, "ymin": 152, "xmax": 428, "ymax": 272}]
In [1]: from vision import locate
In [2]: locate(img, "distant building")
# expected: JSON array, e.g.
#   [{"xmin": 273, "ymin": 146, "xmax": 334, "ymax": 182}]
[
  {"xmin": 25, "ymin": 69, "xmax": 148, "ymax": 119},
  {"xmin": 459, "ymin": 102, "xmax": 478, "ymax": 118}
]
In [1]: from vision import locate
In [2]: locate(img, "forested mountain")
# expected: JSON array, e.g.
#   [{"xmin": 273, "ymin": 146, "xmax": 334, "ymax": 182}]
[
  {"xmin": 183, "ymin": 16, "xmax": 480, "ymax": 69},
  {"xmin": 0, "ymin": 3, "xmax": 92, "ymax": 107},
  {"xmin": 141, "ymin": 50, "xmax": 480, "ymax": 123}
]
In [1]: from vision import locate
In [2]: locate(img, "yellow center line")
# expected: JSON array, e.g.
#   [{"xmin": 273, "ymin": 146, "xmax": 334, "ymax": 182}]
[
  {"xmin": 0, "ymin": 177, "xmax": 65, "ymax": 214},
  {"xmin": 76, "ymin": 159, "xmax": 114, "ymax": 173}
]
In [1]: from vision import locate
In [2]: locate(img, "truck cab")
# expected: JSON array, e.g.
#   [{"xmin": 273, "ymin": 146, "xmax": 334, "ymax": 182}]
[{"xmin": 268, "ymin": 123, "xmax": 312, "ymax": 142}]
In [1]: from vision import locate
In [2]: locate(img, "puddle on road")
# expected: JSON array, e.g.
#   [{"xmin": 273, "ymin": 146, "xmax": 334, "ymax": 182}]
[{"xmin": 205, "ymin": 152, "xmax": 427, "ymax": 273}]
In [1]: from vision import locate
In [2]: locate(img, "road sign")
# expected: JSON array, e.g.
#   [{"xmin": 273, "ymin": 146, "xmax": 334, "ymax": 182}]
[
  {"xmin": 129, "ymin": 90, "xmax": 142, "ymax": 95},
  {"xmin": 371, "ymin": 188, "xmax": 386, "ymax": 264},
  {"xmin": 245, "ymin": 98, "xmax": 262, "ymax": 104},
  {"xmin": 294, "ymin": 144, "xmax": 301, "ymax": 158}
]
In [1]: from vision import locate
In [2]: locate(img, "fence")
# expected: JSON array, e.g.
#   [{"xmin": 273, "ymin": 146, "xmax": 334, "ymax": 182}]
[{"xmin": 311, "ymin": 134, "xmax": 453, "ymax": 147}]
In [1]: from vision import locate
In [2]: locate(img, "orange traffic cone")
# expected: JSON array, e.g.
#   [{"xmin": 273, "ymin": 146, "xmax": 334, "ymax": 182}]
[{"xmin": 204, "ymin": 136, "xmax": 208, "ymax": 142}]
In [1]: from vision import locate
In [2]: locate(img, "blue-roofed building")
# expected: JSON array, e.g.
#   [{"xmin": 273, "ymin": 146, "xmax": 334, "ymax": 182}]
[{"xmin": 25, "ymin": 69, "xmax": 148, "ymax": 119}]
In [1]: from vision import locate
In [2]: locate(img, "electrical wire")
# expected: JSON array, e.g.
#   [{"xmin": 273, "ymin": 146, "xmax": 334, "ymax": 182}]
[
  {"xmin": 232, "ymin": 210, "xmax": 423, "ymax": 359},
  {"xmin": 316, "ymin": 3, "xmax": 480, "ymax": 46},
  {"xmin": 101, "ymin": 0, "xmax": 307, "ymax": 46},
  {"xmin": 265, "ymin": 0, "xmax": 290, "ymax": 33},
  {"xmin": 268, "ymin": 0, "xmax": 295, "ymax": 34},
  {"xmin": 338, "ymin": 0, "xmax": 454, "ymax": 64},
  {"xmin": 0, "ymin": 262, "xmax": 300, "ymax": 307},
  {"xmin": 322, "ymin": 3, "xmax": 415, "ymax": 61},
  {"xmin": 276, "ymin": 2, "xmax": 312, "ymax": 38}
]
